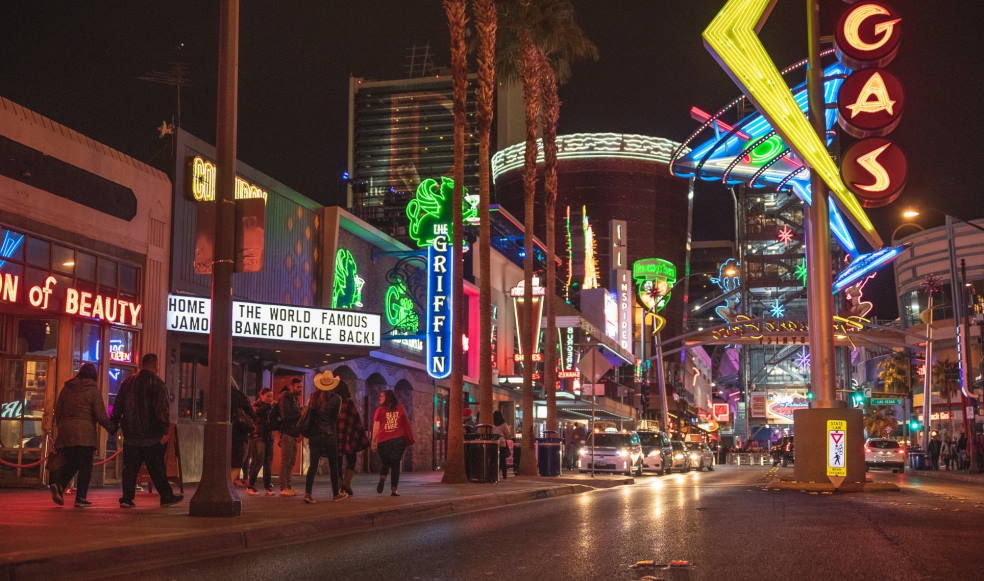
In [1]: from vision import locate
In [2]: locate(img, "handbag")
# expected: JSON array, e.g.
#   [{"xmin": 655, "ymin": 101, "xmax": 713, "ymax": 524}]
[{"xmin": 296, "ymin": 406, "xmax": 318, "ymax": 439}]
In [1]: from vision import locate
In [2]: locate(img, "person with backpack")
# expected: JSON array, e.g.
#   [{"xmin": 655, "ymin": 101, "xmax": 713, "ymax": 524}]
[
  {"xmin": 302, "ymin": 370, "xmax": 345, "ymax": 504},
  {"xmin": 335, "ymin": 380, "xmax": 368, "ymax": 496},
  {"xmin": 371, "ymin": 390, "xmax": 414, "ymax": 496},
  {"xmin": 491, "ymin": 410, "xmax": 512, "ymax": 480},
  {"xmin": 246, "ymin": 387, "xmax": 276, "ymax": 495},
  {"xmin": 277, "ymin": 377, "xmax": 303, "ymax": 496}
]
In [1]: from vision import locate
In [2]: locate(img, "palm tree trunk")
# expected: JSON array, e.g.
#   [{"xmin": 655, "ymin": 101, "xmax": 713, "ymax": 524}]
[
  {"xmin": 442, "ymin": 0, "xmax": 468, "ymax": 484},
  {"xmin": 540, "ymin": 55, "xmax": 560, "ymax": 438},
  {"xmin": 518, "ymin": 31, "xmax": 541, "ymax": 476},
  {"xmin": 475, "ymin": 0, "xmax": 496, "ymax": 429}
]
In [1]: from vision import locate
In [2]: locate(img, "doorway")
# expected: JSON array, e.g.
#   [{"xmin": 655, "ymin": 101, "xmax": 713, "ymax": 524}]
[{"xmin": 0, "ymin": 357, "xmax": 52, "ymax": 486}]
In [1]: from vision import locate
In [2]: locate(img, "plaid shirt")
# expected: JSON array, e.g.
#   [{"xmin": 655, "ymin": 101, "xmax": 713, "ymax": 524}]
[{"xmin": 336, "ymin": 398, "xmax": 369, "ymax": 454}]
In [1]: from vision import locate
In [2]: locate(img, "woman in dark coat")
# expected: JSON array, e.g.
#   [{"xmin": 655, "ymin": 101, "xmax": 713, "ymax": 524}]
[
  {"xmin": 230, "ymin": 379, "xmax": 254, "ymax": 486},
  {"xmin": 50, "ymin": 363, "xmax": 114, "ymax": 507}
]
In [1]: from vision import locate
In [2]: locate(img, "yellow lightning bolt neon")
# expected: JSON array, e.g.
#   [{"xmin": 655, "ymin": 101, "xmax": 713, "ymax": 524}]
[{"xmin": 703, "ymin": 0, "xmax": 883, "ymax": 249}]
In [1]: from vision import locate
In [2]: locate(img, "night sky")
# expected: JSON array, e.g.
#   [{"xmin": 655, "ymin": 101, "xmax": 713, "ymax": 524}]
[{"xmin": 4, "ymin": 1, "xmax": 983, "ymax": 317}]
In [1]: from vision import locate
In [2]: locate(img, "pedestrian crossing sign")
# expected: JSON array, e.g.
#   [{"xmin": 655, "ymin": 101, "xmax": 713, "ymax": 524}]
[{"xmin": 826, "ymin": 420, "xmax": 847, "ymax": 477}]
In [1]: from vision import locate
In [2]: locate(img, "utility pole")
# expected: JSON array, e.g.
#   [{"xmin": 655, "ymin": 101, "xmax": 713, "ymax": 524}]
[
  {"xmin": 190, "ymin": 0, "xmax": 241, "ymax": 517},
  {"xmin": 947, "ymin": 217, "xmax": 978, "ymax": 471}
]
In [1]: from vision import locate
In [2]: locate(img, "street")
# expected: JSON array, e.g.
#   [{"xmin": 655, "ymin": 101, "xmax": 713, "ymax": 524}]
[{"xmin": 98, "ymin": 466, "xmax": 984, "ymax": 581}]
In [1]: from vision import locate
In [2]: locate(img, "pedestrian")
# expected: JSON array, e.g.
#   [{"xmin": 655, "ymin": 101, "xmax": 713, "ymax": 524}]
[
  {"xmin": 371, "ymin": 389, "xmax": 415, "ymax": 496},
  {"xmin": 928, "ymin": 434, "xmax": 942, "ymax": 470},
  {"xmin": 303, "ymin": 370, "xmax": 345, "ymax": 504},
  {"xmin": 335, "ymin": 380, "xmax": 369, "ymax": 496},
  {"xmin": 563, "ymin": 422, "xmax": 576, "ymax": 471},
  {"xmin": 957, "ymin": 433, "xmax": 968, "ymax": 470},
  {"xmin": 111, "ymin": 354, "xmax": 182, "ymax": 508},
  {"xmin": 230, "ymin": 379, "xmax": 254, "ymax": 487},
  {"xmin": 277, "ymin": 377, "xmax": 303, "ymax": 496},
  {"xmin": 246, "ymin": 387, "xmax": 276, "ymax": 496},
  {"xmin": 463, "ymin": 407, "xmax": 477, "ymax": 435},
  {"xmin": 491, "ymin": 410, "xmax": 512, "ymax": 479},
  {"xmin": 49, "ymin": 363, "xmax": 114, "ymax": 507}
]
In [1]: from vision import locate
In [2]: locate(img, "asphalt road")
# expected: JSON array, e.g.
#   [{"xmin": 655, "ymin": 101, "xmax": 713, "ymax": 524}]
[{"xmin": 99, "ymin": 466, "xmax": 984, "ymax": 581}]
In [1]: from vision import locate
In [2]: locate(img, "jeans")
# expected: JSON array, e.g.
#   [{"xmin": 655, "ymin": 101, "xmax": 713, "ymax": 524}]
[
  {"xmin": 279, "ymin": 434, "xmax": 298, "ymax": 491},
  {"xmin": 247, "ymin": 438, "xmax": 274, "ymax": 490},
  {"xmin": 499, "ymin": 445, "xmax": 509, "ymax": 478},
  {"xmin": 306, "ymin": 434, "xmax": 340, "ymax": 497},
  {"xmin": 378, "ymin": 437, "xmax": 407, "ymax": 489},
  {"xmin": 342, "ymin": 451, "xmax": 357, "ymax": 471},
  {"xmin": 121, "ymin": 443, "xmax": 175, "ymax": 502},
  {"xmin": 54, "ymin": 446, "xmax": 94, "ymax": 499}
]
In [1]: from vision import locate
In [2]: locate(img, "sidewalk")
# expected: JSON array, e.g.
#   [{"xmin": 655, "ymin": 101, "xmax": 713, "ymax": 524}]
[
  {"xmin": 0, "ymin": 471, "xmax": 629, "ymax": 581},
  {"xmin": 908, "ymin": 469, "xmax": 984, "ymax": 484}
]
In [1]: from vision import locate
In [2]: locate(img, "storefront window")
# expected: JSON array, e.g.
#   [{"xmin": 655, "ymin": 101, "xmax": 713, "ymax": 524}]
[
  {"xmin": 73, "ymin": 321, "xmax": 102, "ymax": 371},
  {"xmin": 107, "ymin": 367, "xmax": 132, "ymax": 413},
  {"xmin": 17, "ymin": 319, "xmax": 58, "ymax": 357},
  {"xmin": 26, "ymin": 237, "xmax": 49, "ymax": 268},
  {"xmin": 98, "ymin": 257, "xmax": 117, "ymax": 289},
  {"xmin": 109, "ymin": 327, "xmax": 135, "ymax": 365},
  {"xmin": 52, "ymin": 245, "xmax": 75, "ymax": 275},
  {"xmin": 76, "ymin": 251, "xmax": 97, "ymax": 282},
  {"xmin": 119, "ymin": 264, "xmax": 138, "ymax": 294},
  {"xmin": 0, "ymin": 229, "xmax": 25, "ymax": 268}
]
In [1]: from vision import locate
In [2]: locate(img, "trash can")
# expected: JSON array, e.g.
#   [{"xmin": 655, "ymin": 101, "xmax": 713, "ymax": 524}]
[
  {"xmin": 537, "ymin": 430, "xmax": 562, "ymax": 477},
  {"xmin": 909, "ymin": 450, "xmax": 927, "ymax": 471},
  {"xmin": 465, "ymin": 424, "xmax": 500, "ymax": 483}
]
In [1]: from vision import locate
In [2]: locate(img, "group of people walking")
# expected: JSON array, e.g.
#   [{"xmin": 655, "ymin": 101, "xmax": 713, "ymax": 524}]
[
  {"xmin": 230, "ymin": 369, "xmax": 415, "ymax": 503},
  {"xmin": 50, "ymin": 359, "xmax": 414, "ymax": 507},
  {"xmin": 927, "ymin": 432, "xmax": 972, "ymax": 471}
]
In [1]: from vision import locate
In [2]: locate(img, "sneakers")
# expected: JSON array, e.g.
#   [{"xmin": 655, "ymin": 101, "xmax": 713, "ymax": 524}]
[
  {"xmin": 50, "ymin": 483, "xmax": 64, "ymax": 506},
  {"xmin": 119, "ymin": 499, "xmax": 136, "ymax": 509},
  {"xmin": 303, "ymin": 494, "xmax": 317, "ymax": 504},
  {"xmin": 279, "ymin": 488, "xmax": 297, "ymax": 497},
  {"xmin": 160, "ymin": 495, "xmax": 184, "ymax": 507},
  {"xmin": 376, "ymin": 480, "xmax": 385, "ymax": 494},
  {"xmin": 245, "ymin": 487, "xmax": 258, "ymax": 496},
  {"xmin": 264, "ymin": 489, "xmax": 275, "ymax": 497},
  {"xmin": 391, "ymin": 489, "xmax": 400, "ymax": 497},
  {"xmin": 333, "ymin": 491, "xmax": 350, "ymax": 502},
  {"xmin": 74, "ymin": 498, "xmax": 93, "ymax": 508}
]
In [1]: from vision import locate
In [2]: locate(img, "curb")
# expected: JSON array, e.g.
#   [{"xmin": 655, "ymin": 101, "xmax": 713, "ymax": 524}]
[
  {"xmin": 0, "ymin": 483, "xmax": 598, "ymax": 581},
  {"xmin": 766, "ymin": 478, "xmax": 900, "ymax": 493},
  {"xmin": 909, "ymin": 470, "xmax": 984, "ymax": 485}
]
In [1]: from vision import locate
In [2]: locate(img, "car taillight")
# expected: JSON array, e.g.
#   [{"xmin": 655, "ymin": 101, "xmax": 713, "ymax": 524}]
[
  {"xmin": 897, "ymin": 449, "xmax": 905, "ymax": 455},
  {"xmin": 864, "ymin": 446, "xmax": 871, "ymax": 453}
]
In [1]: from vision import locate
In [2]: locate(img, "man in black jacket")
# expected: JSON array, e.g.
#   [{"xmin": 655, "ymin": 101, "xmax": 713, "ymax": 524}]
[
  {"xmin": 277, "ymin": 377, "xmax": 303, "ymax": 496},
  {"xmin": 111, "ymin": 353, "xmax": 182, "ymax": 508}
]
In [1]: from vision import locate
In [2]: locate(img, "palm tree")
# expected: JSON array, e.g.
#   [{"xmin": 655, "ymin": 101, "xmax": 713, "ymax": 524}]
[
  {"xmin": 533, "ymin": 3, "xmax": 597, "ymax": 436},
  {"xmin": 442, "ymin": 0, "xmax": 468, "ymax": 484},
  {"xmin": 933, "ymin": 359, "xmax": 960, "ymax": 438},
  {"xmin": 863, "ymin": 407, "xmax": 898, "ymax": 438},
  {"xmin": 473, "ymin": 0, "xmax": 497, "ymax": 432},
  {"xmin": 878, "ymin": 352, "xmax": 912, "ymax": 394}
]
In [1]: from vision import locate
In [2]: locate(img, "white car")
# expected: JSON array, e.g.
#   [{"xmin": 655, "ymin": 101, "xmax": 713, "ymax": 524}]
[
  {"xmin": 638, "ymin": 431, "xmax": 669, "ymax": 475},
  {"xmin": 686, "ymin": 442, "xmax": 715, "ymax": 471},
  {"xmin": 865, "ymin": 438, "xmax": 906, "ymax": 473},
  {"xmin": 578, "ymin": 431, "xmax": 644, "ymax": 475}
]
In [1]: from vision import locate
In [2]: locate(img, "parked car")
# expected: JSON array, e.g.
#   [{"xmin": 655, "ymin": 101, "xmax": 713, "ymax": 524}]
[
  {"xmin": 666, "ymin": 440, "xmax": 691, "ymax": 472},
  {"xmin": 638, "ymin": 430, "xmax": 669, "ymax": 475},
  {"xmin": 686, "ymin": 442, "xmax": 715, "ymax": 471},
  {"xmin": 578, "ymin": 430, "xmax": 644, "ymax": 475},
  {"xmin": 865, "ymin": 438, "xmax": 906, "ymax": 473}
]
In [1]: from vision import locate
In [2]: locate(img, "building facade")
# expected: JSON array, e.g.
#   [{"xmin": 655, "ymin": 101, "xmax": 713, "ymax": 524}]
[{"xmin": 0, "ymin": 98, "xmax": 171, "ymax": 486}]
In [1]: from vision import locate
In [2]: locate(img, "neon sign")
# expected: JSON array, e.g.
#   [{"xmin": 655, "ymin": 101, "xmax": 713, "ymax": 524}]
[
  {"xmin": 632, "ymin": 258, "xmax": 676, "ymax": 314},
  {"xmin": 777, "ymin": 225, "xmax": 794, "ymax": 247},
  {"xmin": 794, "ymin": 259, "xmax": 808, "ymax": 286},
  {"xmin": 332, "ymin": 249, "xmax": 365, "ymax": 309},
  {"xmin": 384, "ymin": 280, "xmax": 419, "ymax": 333},
  {"xmin": 109, "ymin": 339, "xmax": 132, "ymax": 364},
  {"xmin": 838, "ymin": 69, "xmax": 903, "ymax": 138},
  {"xmin": 835, "ymin": 2, "xmax": 902, "ymax": 69},
  {"xmin": 0, "ymin": 273, "xmax": 142, "ymax": 327},
  {"xmin": 426, "ymin": 228, "xmax": 453, "ymax": 378},
  {"xmin": 710, "ymin": 314, "xmax": 869, "ymax": 342},
  {"xmin": 581, "ymin": 207, "xmax": 600, "ymax": 290},
  {"xmin": 510, "ymin": 277, "xmax": 545, "ymax": 364},
  {"xmin": 768, "ymin": 299, "xmax": 785, "ymax": 319},
  {"xmin": 0, "ymin": 230, "xmax": 25, "ymax": 269},
  {"xmin": 405, "ymin": 177, "xmax": 477, "ymax": 248},
  {"xmin": 710, "ymin": 258, "xmax": 740, "ymax": 323},
  {"xmin": 832, "ymin": 245, "xmax": 905, "ymax": 293},
  {"xmin": 841, "ymin": 139, "xmax": 907, "ymax": 208},
  {"xmin": 702, "ymin": 0, "xmax": 881, "ymax": 249},
  {"xmin": 188, "ymin": 155, "xmax": 268, "ymax": 202}
]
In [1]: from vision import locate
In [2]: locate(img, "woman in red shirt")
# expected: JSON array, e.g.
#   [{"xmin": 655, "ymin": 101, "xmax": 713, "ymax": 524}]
[{"xmin": 371, "ymin": 390, "xmax": 414, "ymax": 496}]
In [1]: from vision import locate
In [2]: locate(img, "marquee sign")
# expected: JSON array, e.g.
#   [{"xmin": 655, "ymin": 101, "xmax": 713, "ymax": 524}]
[
  {"xmin": 0, "ymin": 272, "xmax": 143, "ymax": 327},
  {"xmin": 188, "ymin": 155, "xmax": 268, "ymax": 202},
  {"xmin": 632, "ymin": 258, "xmax": 676, "ymax": 314},
  {"xmin": 166, "ymin": 294, "xmax": 380, "ymax": 347}
]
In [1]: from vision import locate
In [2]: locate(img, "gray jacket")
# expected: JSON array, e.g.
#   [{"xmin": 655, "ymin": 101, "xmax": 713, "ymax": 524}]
[{"xmin": 54, "ymin": 377, "xmax": 113, "ymax": 449}]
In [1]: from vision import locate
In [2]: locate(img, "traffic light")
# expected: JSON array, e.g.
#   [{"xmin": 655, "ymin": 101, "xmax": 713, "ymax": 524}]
[
  {"xmin": 806, "ymin": 391, "xmax": 815, "ymax": 401},
  {"xmin": 851, "ymin": 391, "xmax": 865, "ymax": 407},
  {"xmin": 909, "ymin": 419, "xmax": 922, "ymax": 431}
]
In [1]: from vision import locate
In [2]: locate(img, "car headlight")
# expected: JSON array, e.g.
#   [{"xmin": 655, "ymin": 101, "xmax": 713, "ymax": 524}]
[
  {"xmin": 616, "ymin": 448, "xmax": 628, "ymax": 458},
  {"xmin": 579, "ymin": 448, "xmax": 587, "ymax": 456},
  {"xmin": 673, "ymin": 453, "xmax": 684, "ymax": 460},
  {"xmin": 648, "ymin": 450, "xmax": 660, "ymax": 457},
  {"xmin": 689, "ymin": 453, "xmax": 700, "ymax": 461}
]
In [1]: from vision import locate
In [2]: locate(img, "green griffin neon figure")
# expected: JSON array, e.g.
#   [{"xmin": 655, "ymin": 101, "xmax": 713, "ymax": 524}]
[
  {"xmin": 332, "ymin": 248, "xmax": 364, "ymax": 309},
  {"xmin": 405, "ymin": 177, "xmax": 477, "ymax": 248}
]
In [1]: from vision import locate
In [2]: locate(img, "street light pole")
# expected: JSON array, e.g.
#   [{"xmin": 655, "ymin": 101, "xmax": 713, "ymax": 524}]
[
  {"xmin": 922, "ymin": 294, "xmax": 934, "ymax": 452},
  {"xmin": 946, "ymin": 215, "xmax": 978, "ymax": 471},
  {"xmin": 805, "ymin": 0, "xmax": 837, "ymax": 408},
  {"xmin": 189, "ymin": 0, "xmax": 241, "ymax": 517}
]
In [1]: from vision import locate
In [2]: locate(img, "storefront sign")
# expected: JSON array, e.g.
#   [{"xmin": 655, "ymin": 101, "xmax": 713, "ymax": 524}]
[
  {"xmin": 615, "ymin": 269, "xmax": 632, "ymax": 351},
  {"xmin": 426, "ymin": 229, "xmax": 453, "ymax": 378},
  {"xmin": 767, "ymin": 388, "xmax": 811, "ymax": 425},
  {"xmin": 0, "ymin": 273, "xmax": 142, "ymax": 327},
  {"xmin": 713, "ymin": 402, "xmax": 730, "ymax": 423},
  {"xmin": 332, "ymin": 248, "xmax": 365, "ymax": 309},
  {"xmin": 166, "ymin": 294, "xmax": 380, "ymax": 347},
  {"xmin": 188, "ymin": 155, "xmax": 269, "ymax": 202},
  {"xmin": 749, "ymin": 393, "xmax": 767, "ymax": 418},
  {"xmin": 510, "ymin": 277, "xmax": 545, "ymax": 367}
]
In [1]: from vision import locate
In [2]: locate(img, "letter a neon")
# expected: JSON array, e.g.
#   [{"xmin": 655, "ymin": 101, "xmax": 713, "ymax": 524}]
[{"xmin": 846, "ymin": 72, "xmax": 896, "ymax": 118}]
